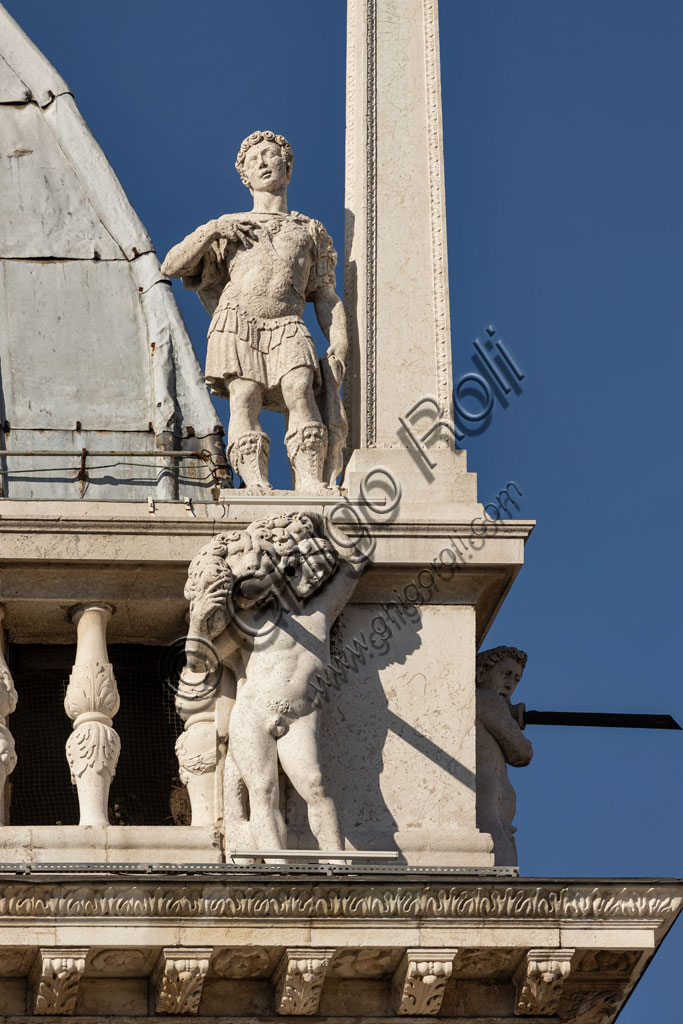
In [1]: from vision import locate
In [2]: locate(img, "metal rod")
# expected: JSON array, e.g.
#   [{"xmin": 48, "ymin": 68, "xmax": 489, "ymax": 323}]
[
  {"xmin": 0, "ymin": 450, "xmax": 210, "ymax": 460},
  {"xmin": 228, "ymin": 849, "xmax": 399, "ymax": 860},
  {"xmin": 524, "ymin": 711, "xmax": 681, "ymax": 730}
]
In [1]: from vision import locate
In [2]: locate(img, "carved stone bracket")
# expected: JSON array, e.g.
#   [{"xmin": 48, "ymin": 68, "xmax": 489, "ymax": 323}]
[
  {"xmin": 151, "ymin": 947, "xmax": 212, "ymax": 1015},
  {"xmin": 29, "ymin": 947, "xmax": 88, "ymax": 1015},
  {"xmin": 391, "ymin": 948, "xmax": 457, "ymax": 1016},
  {"xmin": 0, "ymin": 606, "xmax": 18, "ymax": 825},
  {"xmin": 64, "ymin": 605, "xmax": 119, "ymax": 826},
  {"xmin": 273, "ymin": 947, "xmax": 336, "ymax": 1015},
  {"xmin": 514, "ymin": 948, "xmax": 575, "ymax": 1015}
]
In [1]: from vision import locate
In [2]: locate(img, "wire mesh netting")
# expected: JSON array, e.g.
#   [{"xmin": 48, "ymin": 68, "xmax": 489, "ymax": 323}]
[{"xmin": 8, "ymin": 644, "xmax": 190, "ymax": 826}]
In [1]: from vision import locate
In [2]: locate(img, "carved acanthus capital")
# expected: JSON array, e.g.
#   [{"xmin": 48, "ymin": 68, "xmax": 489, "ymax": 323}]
[
  {"xmin": 0, "ymin": 665, "xmax": 18, "ymax": 722},
  {"xmin": 29, "ymin": 947, "xmax": 88, "ymax": 1015},
  {"xmin": 175, "ymin": 716, "xmax": 217, "ymax": 786},
  {"xmin": 64, "ymin": 661, "xmax": 119, "ymax": 722},
  {"xmin": 66, "ymin": 605, "xmax": 120, "ymax": 826},
  {"xmin": 0, "ymin": 609, "xmax": 18, "ymax": 824},
  {"xmin": 0, "ymin": 724, "xmax": 17, "ymax": 776},
  {"xmin": 514, "ymin": 948, "xmax": 575, "ymax": 1016},
  {"xmin": 65, "ymin": 718, "xmax": 120, "ymax": 782},
  {"xmin": 273, "ymin": 947, "xmax": 335, "ymax": 1015},
  {"xmin": 391, "ymin": 949, "xmax": 457, "ymax": 1016},
  {"xmin": 151, "ymin": 947, "xmax": 212, "ymax": 1015},
  {"xmin": 0, "ymin": 607, "xmax": 18, "ymax": 723}
]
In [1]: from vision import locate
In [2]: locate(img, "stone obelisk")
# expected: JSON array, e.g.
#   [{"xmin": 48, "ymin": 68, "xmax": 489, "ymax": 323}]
[{"xmin": 344, "ymin": 0, "xmax": 475, "ymax": 506}]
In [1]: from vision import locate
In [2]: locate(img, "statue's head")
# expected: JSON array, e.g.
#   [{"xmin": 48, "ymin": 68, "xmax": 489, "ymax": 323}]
[
  {"xmin": 235, "ymin": 513, "xmax": 337, "ymax": 605},
  {"xmin": 235, "ymin": 130, "xmax": 294, "ymax": 194},
  {"xmin": 185, "ymin": 513, "xmax": 338, "ymax": 636},
  {"xmin": 476, "ymin": 646, "xmax": 528, "ymax": 697}
]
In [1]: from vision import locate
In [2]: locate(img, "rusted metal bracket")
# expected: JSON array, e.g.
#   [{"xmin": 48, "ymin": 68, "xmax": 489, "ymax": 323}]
[{"xmin": 76, "ymin": 447, "xmax": 88, "ymax": 497}]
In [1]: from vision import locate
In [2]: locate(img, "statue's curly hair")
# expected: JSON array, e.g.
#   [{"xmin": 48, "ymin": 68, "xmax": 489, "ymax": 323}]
[
  {"xmin": 235, "ymin": 130, "xmax": 294, "ymax": 189},
  {"xmin": 476, "ymin": 645, "xmax": 528, "ymax": 682},
  {"xmin": 185, "ymin": 513, "xmax": 337, "ymax": 632}
]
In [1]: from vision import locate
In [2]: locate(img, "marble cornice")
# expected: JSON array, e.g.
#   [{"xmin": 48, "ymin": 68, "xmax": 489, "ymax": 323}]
[{"xmin": 0, "ymin": 877, "xmax": 679, "ymax": 924}]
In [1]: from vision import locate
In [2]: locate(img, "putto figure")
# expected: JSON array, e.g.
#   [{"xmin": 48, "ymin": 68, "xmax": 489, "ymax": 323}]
[
  {"xmin": 475, "ymin": 646, "xmax": 533, "ymax": 866},
  {"xmin": 182, "ymin": 513, "xmax": 363, "ymax": 855},
  {"xmin": 162, "ymin": 131, "xmax": 348, "ymax": 493}
]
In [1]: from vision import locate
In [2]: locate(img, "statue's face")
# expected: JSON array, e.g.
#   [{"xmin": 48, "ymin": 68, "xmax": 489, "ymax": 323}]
[
  {"xmin": 289, "ymin": 537, "xmax": 337, "ymax": 599},
  {"xmin": 242, "ymin": 141, "xmax": 289, "ymax": 193},
  {"xmin": 481, "ymin": 656, "xmax": 523, "ymax": 698},
  {"xmin": 231, "ymin": 547, "xmax": 283, "ymax": 608}
]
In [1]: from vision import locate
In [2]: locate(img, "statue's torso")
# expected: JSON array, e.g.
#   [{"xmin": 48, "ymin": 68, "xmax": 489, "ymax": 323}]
[{"xmin": 220, "ymin": 213, "xmax": 317, "ymax": 319}]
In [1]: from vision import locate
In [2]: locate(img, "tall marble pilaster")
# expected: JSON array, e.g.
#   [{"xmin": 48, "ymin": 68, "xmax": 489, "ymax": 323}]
[{"xmin": 344, "ymin": 0, "xmax": 475, "ymax": 505}]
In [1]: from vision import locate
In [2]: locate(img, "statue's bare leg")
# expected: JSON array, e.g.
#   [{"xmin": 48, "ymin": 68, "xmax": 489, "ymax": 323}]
[
  {"xmin": 281, "ymin": 367, "xmax": 328, "ymax": 491},
  {"xmin": 277, "ymin": 714, "xmax": 342, "ymax": 850},
  {"xmin": 227, "ymin": 378, "xmax": 271, "ymax": 489},
  {"xmin": 228, "ymin": 700, "xmax": 286, "ymax": 849}
]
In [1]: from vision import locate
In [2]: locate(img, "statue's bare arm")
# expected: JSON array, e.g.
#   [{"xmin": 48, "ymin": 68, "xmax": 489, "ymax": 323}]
[
  {"xmin": 161, "ymin": 220, "xmax": 221, "ymax": 279},
  {"xmin": 313, "ymin": 283, "xmax": 348, "ymax": 382},
  {"xmin": 477, "ymin": 692, "xmax": 533, "ymax": 767},
  {"xmin": 314, "ymin": 558, "xmax": 365, "ymax": 624},
  {"xmin": 161, "ymin": 217, "xmax": 258, "ymax": 279}
]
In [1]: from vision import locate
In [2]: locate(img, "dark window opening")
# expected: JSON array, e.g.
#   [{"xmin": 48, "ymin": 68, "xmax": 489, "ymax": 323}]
[{"xmin": 7, "ymin": 644, "xmax": 189, "ymax": 826}]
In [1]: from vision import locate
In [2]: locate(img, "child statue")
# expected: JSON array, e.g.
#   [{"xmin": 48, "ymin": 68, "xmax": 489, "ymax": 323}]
[{"xmin": 475, "ymin": 645, "xmax": 533, "ymax": 866}]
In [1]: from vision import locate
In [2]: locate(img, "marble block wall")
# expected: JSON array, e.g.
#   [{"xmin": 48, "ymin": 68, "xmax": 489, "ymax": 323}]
[{"xmin": 286, "ymin": 600, "xmax": 493, "ymax": 866}]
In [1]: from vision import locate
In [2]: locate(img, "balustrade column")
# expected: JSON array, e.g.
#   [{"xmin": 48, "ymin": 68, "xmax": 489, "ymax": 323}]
[
  {"xmin": 0, "ymin": 607, "xmax": 18, "ymax": 825},
  {"xmin": 175, "ymin": 675, "xmax": 219, "ymax": 826},
  {"xmin": 64, "ymin": 604, "xmax": 120, "ymax": 826}
]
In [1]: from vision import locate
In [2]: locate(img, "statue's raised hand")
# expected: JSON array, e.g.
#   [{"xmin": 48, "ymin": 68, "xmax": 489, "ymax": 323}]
[
  {"xmin": 189, "ymin": 575, "xmax": 232, "ymax": 638},
  {"xmin": 214, "ymin": 215, "xmax": 259, "ymax": 249}
]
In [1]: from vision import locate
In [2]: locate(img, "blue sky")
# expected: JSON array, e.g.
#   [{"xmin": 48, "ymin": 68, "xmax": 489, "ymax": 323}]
[{"xmin": 6, "ymin": 1, "xmax": 682, "ymax": 1016}]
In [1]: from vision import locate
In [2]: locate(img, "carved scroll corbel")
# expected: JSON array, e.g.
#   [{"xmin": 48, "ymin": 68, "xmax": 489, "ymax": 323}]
[
  {"xmin": 64, "ymin": 604, "xmax": 120, "ymax": 826},
  {"xmin": 0, "ymin": 607, "xmax": 18, "ymax": 825},
  {"xmin": 391, "ymin": 949, "xmax": 457, "ymax": 1016},
  {"xmin": 151, "ymin": 947, "xmax": 212, "ymax": 1014},
  {"xmin": 29, "ymin": 948, "xmax": 88, "ymax": 1015},
  {"xmin": 273, "ymin": 948, "xmax": 336, "ymax": 1015},
  {"xmin": 514, "ymin": 948, "xmax": 575, "ymax": 1015}
]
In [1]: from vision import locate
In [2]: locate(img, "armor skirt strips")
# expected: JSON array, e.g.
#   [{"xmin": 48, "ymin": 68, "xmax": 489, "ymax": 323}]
[{"xmin": 205, "ymin": 302, "xmax": 321, "ymax": 410}]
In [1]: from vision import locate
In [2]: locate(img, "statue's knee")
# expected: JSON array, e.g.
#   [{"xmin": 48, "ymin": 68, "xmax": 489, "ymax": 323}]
[
  {"xmin": 305, "ymin": 773, "xmax": 327, "ymax": 802},
  {"xmin": 250, "ymin": 779, "xmax": 278, "ymax": 806}
]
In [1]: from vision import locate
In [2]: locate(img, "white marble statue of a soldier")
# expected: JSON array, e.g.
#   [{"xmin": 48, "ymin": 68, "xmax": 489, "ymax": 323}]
[
  {"xmin": 475, "ymin": 646, "xmax": 533, "ymax": 866},
  {"xmin": 161, "ymin": 130, "xmax": 348, "ymax": 493}
]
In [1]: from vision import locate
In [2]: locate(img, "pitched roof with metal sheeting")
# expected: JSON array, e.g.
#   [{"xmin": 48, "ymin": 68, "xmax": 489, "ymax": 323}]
[{"xmin": 0, "ymin": 4, "xmax": 227, "ymax": 500}]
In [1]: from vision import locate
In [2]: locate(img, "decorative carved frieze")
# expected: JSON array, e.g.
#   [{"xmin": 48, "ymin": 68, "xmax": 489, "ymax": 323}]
[
  {"xmin": 330, "ymin": 947, "xmax": 400, "ymax": 978},
  {"xmin": 451, "ymin": 947, "xmax": 520, "ymax": 978},
  {"xmin": 0, "ymin": 882, "xmax": 678, "ymax": 923},
  {"xmin": 391, "ymin": 948, "xmax": 457, "ymax": 1016},
  {"xmin": 0, "ymin": 946, "xmax": 32, "ymax": 975},
  {"xmin": 212, "ymin": 947, "xmax": 273, "ymax": 978},
  {"xmin": 151, "ymin": 947, "xmax": 212, "ymax": 1015},
  {"xmin": 574, "ymin": 950, "xmax": 642, "ymax": 976},
  {"xmin": 64, "ymin": 605, "xmax": 119, "ymax": 826},
  {"xmin": 89, "ymin": 948, "xmax": 150, "ymax": 974},
  {"xmin": 514, "ymin": 948, "xmax": 575, "ymax": 1015},
  {"xmin": 558, "ymin": 987, "xmax": 624, "ymax": 1024},
  {"xmin": 273, "ymin": 948, "xmax": 335, "ymax": 1015},
  {"xmin": 29, "ymin": 947, "xmax": 87, "ymax": 1015}
]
